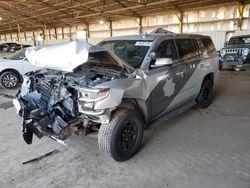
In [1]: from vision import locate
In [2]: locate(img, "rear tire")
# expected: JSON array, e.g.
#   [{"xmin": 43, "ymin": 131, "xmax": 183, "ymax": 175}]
[
  {"xmin": 98, "ymin": 109, "xmax": 144, "ymax": 162},
  {"xmin": 0, "ymin": 71, "xmax": 20, "ymax": 89},
  {"xmin": 196, "ymin": 79, "xmax": 213, "ymax": 108},
  {"xmin": 219, "ymin": 63, "xmax": 223, "ymax": 71}
]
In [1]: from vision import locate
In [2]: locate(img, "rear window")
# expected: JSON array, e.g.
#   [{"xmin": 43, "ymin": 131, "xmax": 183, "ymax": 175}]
[
  {"xmin": 201, "ymin": 37, "xmax": 216, "ymax": 55},
  {"xmin": 175, "ymin": 38, "xmax": 198, "ymax": 61}
]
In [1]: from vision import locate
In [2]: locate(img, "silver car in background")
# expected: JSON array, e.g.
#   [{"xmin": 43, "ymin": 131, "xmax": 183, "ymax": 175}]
[{"xmin": 0, "ymin": 49, "xmax": 40, "ymax": 89}]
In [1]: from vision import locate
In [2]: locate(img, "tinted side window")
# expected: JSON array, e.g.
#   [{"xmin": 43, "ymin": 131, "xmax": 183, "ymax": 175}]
[
  {"xmin": 155, "ymin": 39, "xmax": 178, "ymax": 61},
  {"xmin": 175, "ymin": 39, "xmax": 198, "ymax": 61},
  {"xmin": 196, "ymin": 38, "xmax": 208, "ymax": 57},
  {"xmin": 201, "ymin": 37, "xmax": 216, "ymax": 55}
]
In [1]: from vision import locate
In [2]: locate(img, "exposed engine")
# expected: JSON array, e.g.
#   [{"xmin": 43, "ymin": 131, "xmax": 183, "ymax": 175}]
[{"xmin": 15, "ymin": 62, "xmax": 132, "ymax": 144}]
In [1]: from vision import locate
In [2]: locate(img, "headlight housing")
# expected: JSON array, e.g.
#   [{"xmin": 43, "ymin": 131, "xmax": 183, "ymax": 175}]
[
  {"xmin": 242, "ymin": 48, "xmax": 249, "ymax": 56},
  {"xmin": 78, "ymin": 88, "xmax": 110, "ymax": 102},
  {"xmin": 220, "ymin": 49, "xmax": 226, "ymax": 57}
]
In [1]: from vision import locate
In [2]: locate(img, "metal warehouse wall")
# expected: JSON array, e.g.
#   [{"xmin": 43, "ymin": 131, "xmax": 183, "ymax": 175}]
[{"xmin": 0, "ymin": 3, "xmax": 250, "ymax": 50}]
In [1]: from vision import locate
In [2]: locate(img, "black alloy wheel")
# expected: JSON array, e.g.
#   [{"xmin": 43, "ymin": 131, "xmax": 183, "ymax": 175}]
[{"xmin": 98, "ymin": 109, "xmax": 144, "ymax": 162}]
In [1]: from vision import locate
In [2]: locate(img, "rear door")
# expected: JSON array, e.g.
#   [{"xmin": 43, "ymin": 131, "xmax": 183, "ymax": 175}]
[
  {"xmin": 171, "ymin": 38, "xmax": 201, "ymax": 102},
  {"xmin": 185, "ymin": 37, "xmax": 218, "ymax": 97}
]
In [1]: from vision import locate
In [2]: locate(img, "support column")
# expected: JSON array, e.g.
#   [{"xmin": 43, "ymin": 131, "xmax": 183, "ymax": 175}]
[
  {"xmin": 32, "ymin": 30, "xmax": 36, "ymax": 46},
  {"xmin": 237, "ymin": 1, "xmax": 244, "ymax": 31},
  {"xmin": 138, "ymin": 17, "xmax": 142, "ymax": 34},
  {"xmin": 171, "ymin": 1, "xmax": 183, "ymax": 34},
  {"xmin": 42, "ymin": 30, "xmax": 45, "ymax": 45},
  {"xmin": 69, "ymin": 26, "xmax": 72, "ymax": 41},
  {"xmin": 62, "ymin": 27, "xmax": 65, "ymax": 39},
  {"xmin": 17, "ymin": 24, "xmax": 23, "ymax": 49},
  {"xmin": 176, "ymin": 11, "xmax": 183, "ymax": 34},
  {"xmin": 85, "ymin": 23, "xmax": 90, "ymax": 42},
  {"xmin": 109, "ymin": 21, "xmax": 113, "ymax": 37},
  {"xmin": 44, "ymin": 25, "xmax": 48, "ymax": 45},
  {"xmin": 179, "ymin": 12, "xmax": 183, "ymax": 34},
  {"xmin": 48, "ymin": 28, "xmax": 51, "ymax": 40},
  {"xmin": 24, "ymin": 31, "xmax": 27, "ymax": 41},
  {"xmin": 54, "ymin": 28, "xmax": 58, "ymax": 40}
]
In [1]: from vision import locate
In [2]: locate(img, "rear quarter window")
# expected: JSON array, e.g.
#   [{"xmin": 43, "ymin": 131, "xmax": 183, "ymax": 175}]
[
  {"xmin": 196, "ymin": 38, "xmax": 208, "ymax": 57},
  {"xmin": 201, "ymin": 37, "xmax": 216, "ymax": 55}
]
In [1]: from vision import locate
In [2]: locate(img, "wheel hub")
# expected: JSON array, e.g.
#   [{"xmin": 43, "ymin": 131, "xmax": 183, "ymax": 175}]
[
  {"xmin": 119, "ymin": 121, "xmax": 138, "ymax": 151},
  {"xmin": 2, "ymin": 74, "xmax": 17, "ymax": 88}
]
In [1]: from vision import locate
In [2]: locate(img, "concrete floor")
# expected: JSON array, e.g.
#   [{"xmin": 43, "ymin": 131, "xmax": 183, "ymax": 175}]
[{"xmin": 0, "ymin": 67, "xmax": 250, "ymax": 187}]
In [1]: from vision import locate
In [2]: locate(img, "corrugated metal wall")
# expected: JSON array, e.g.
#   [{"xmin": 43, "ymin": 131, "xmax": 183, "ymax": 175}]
[
  {"xmin": 190, "ymin": 31, "xmax": 226, "ymax": 50},
  {"xmin": 1, "ymin": 3, "xmax": 250, "ymax": 50}
]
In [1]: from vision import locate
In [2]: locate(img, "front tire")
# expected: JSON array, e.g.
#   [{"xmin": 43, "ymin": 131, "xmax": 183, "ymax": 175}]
[
  {"xmin": 196, "ymin": 79, "xmax": 213, "ymax": 108},
  {"xmin": 98, "ymin": 109, "xmax": 144, "ymax": 162},
  {"xmin": 0, "ymin": 71, "xmax": 20, "ymax": 89}
]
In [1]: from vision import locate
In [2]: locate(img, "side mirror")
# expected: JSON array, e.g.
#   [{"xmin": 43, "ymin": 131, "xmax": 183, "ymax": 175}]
[
  {"xmin": 224, "ymin": 42, "xmax": 228, "ymax": 47},
  {"xmin": 148, "ymin": 51, "xmax": 157, "ymax": 60},
  {"xmin": 150, "ymin": 58, "xmax": 173, "ymax": 68}
]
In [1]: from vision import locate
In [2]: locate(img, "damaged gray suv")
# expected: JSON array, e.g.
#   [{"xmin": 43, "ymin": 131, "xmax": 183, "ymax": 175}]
[{"xmin": 13, "ymin": 28, "xmax": 219, "ymax": 161}]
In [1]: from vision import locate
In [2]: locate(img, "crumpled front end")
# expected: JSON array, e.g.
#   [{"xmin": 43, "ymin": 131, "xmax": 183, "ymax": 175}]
[
  {"xmin": 13, "ymin": 41, "xmax": 137, "ymax": 145},
  {"xmin": 14, "ymin": 64, "xmax": 133, "ymax": 144}
]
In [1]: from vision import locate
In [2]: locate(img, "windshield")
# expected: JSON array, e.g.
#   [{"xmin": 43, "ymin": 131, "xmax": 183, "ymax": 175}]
[
  {"xmin": 228, "ymin": 36, "xmax": 250, "ymax": 45},
  {"xmin": 73, "ymin": 51, "xmax": 124, "ymax": 73},
  {"xmin": 99, "ymin": 40, "xmax": 152, "ymax": 68},
  {"xmin": 7, "ymin": 49, "xmax": 26, "ymax": 60}
]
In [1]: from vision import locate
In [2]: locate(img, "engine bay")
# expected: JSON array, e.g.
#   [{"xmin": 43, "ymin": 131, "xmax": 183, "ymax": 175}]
[{"xmin": 15, "ymin": 60, "xmax": 133, "ymax": 145}]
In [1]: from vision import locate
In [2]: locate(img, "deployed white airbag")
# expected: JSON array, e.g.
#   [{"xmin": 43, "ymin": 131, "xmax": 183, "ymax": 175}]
[{"xmin": 25, "ymin": 41, "xmax": 91, "ymax": 72}]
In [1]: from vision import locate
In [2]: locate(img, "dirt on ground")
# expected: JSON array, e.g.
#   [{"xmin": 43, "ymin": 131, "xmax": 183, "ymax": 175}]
[{"xmin": 0, "ymin": 70, "xmax": 250, "ymax": 188}]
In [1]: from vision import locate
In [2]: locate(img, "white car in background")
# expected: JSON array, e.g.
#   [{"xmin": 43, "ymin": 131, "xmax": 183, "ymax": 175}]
[{"xmin": 0, "ymin": 49, "xmax": 40, "ymax": 89}]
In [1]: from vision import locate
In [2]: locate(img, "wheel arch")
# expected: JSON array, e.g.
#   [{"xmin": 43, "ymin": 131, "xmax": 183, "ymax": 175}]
[
  {"xmin": 0, "ymin": 68, "xmax": 23, "ymax": 82},
  {"xmin": 112, "ymin": 98, "xmax": 149, "ymax": 127},
  {"xmin": 203, "ymin": 72, "xmax": 214, "ymax": 86},
  {"xmin": 196, "ymin": 72, "xmax": 214, "ymax": 108},
  {"xmin": 196, "ymin": 72, "xmax": 214, "ymax": 103}
]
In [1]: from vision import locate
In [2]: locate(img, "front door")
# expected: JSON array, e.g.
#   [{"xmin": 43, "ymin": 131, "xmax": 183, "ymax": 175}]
[{"xmin": 145, "ymin": 39, "xmax": 187, "ymax": 119}]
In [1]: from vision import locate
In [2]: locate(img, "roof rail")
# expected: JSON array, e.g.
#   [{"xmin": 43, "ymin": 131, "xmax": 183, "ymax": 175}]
[{"xmin": 149, "ymin": 28, "xmax": 174, "ymax": 35}]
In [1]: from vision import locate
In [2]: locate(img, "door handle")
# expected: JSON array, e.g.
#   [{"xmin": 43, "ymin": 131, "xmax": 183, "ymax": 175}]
[
  {"xmin": 199, "ymin": 63, "xmax": 205, "ymax": 68},
  {"xmin": 176, "ymin": 71, "xmax": 185, "ymax": 77}
]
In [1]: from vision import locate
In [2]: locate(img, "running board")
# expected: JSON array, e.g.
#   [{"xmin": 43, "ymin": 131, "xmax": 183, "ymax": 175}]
[{"xmin": 149, "ymin": 100, "xmax": 196, "ymax": 128}]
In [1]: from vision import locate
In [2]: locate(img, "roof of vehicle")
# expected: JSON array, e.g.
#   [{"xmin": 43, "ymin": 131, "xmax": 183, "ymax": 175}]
[
  {"xmin": 5, "ymin": 42, "xmax": 18, "ymax": 45},
  {"xmin": 101, "ymin": 28, "xmax": 209, "ymax": 42},
  {"xmin": 230, "ymin": 34, "xmax": 250, "ymax": 39}
]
